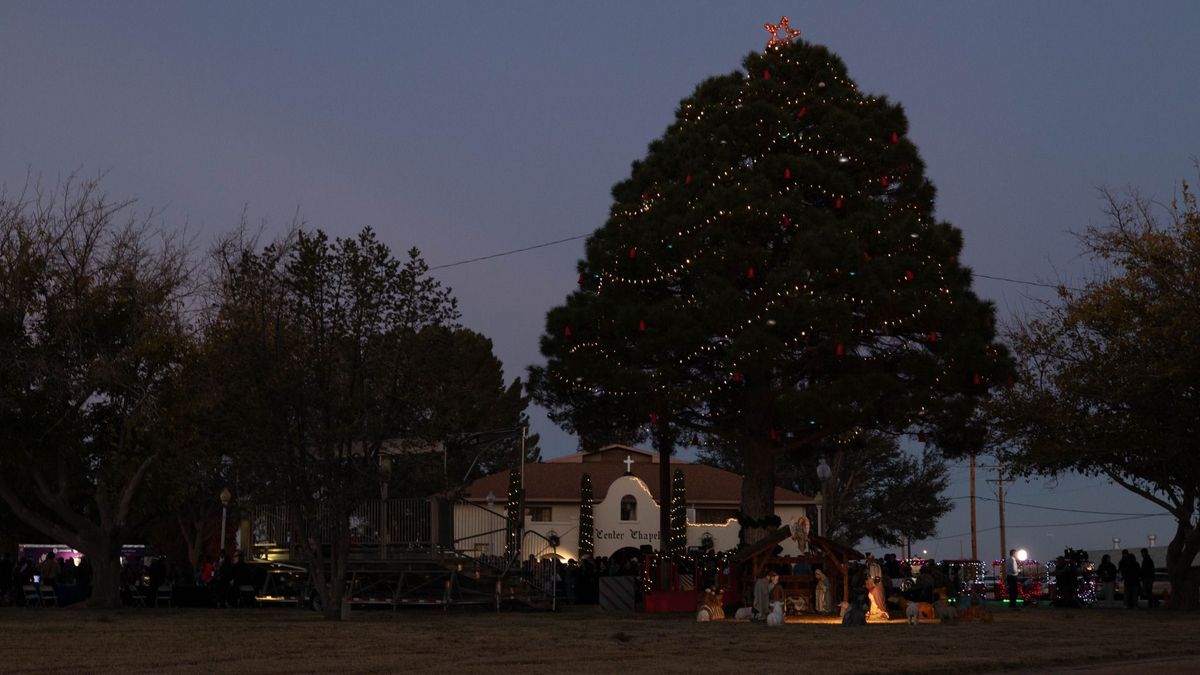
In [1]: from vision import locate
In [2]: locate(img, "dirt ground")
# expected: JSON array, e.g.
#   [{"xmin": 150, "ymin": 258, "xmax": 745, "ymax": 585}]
[{"xmin": 1, "ymin": 605, "xmax": 1197, "ymax": 674}]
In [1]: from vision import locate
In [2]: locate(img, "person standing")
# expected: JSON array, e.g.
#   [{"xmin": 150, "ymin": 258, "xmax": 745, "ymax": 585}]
[
  {"xmin": 1004, "ymin": 549, "xmax": 1021, "ymax": 610},
  {"xmin": 38, "ymin": 552, "xmax": 60, "ymax": 588},
  {"xmin": 1140, "ymin": 548, "xmax": 1159, "ymax": 608},
  {"xmin": 1096, "ymin": 554, "xmax": 1117, "ymax": 605},
  {"xmin": 1118, "ymin": 549, "xmax": 1140, "ymax": 609}
]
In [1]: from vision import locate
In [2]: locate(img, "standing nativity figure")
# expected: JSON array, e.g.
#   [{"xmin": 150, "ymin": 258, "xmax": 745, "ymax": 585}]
[
  {"xmin": 814, "ymin": 568, "xmax": 832, "ymax": 613},
  {"xmin": 865, "ymin": 554, "xmax": 889, "ymax": 620}
]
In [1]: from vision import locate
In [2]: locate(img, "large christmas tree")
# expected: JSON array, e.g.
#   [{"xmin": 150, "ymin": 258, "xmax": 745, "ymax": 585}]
[{"xmin": 530, "ymin": 19, "xmax": 1010, "ymax": 544}]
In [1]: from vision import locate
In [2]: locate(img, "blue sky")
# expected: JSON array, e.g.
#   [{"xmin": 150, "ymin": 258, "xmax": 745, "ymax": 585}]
[{"xmin": 3, "ymin": 1, "xmax": 1198, "ymax": 560}]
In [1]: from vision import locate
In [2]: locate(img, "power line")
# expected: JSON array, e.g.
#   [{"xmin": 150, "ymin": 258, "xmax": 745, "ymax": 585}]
[
  {"xmin": 923, "ymin": 513, "xmax": 1163, "ymax": 544},
  {"xmin": 429, "ymin": 234, "xmax": 589, "ymax": 270},
  {"xmin": 948, "ymin": 495, "xmax": 1161, "ymax": 517},
  {"xmin": 429, "ymin": 231, "xmax": 1081, "ymax": 292}
]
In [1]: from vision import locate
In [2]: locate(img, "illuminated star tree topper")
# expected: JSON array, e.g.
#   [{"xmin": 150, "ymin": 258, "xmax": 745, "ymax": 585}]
[{"xmin": 763, "ymin": 16, "xmax": 801, "ymax": 48}]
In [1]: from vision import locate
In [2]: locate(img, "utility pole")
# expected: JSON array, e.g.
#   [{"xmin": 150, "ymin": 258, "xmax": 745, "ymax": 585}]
[
  {"xmin": 969, "ymin": 453, "xmax": 978, "ymax": 560},
  {"xmin": 986, "ymin": 466, "xmax": 1009, "ymax": 560}
]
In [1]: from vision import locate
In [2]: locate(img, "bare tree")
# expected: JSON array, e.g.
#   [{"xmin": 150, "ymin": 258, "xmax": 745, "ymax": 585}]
[{"xmin": 0, "ymin": 175, "xmax": 195, "ymax": 608}]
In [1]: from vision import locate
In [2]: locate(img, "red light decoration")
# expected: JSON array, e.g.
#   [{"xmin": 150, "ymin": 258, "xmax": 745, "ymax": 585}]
[
  {"xmin": 929, "ymin": 331, "xmax": 938, "ymax": 343},
  {"xmin": 763, "ymin": 69, "xmax": 770, "ymax": 79},
  {"xmin": 650, "ymin": 413, "xmax": 659, "ymax": 424},
  {"xmin": 563, "ymin": 326, "xmax": 572, "ymax": 337},
  {"xmin": 834, "ymin": 197, "xmax": 843, "ymax": 209},
  {"xmin": 638, "ymin": 319, "xmax": 646, "ymax": 332},
  {"xmin": 763, "ymin": 16, "xmax": 801, "ymax": 47},
  {"xmin": 784, "ymin": 167, "xmax": 792, "ymax": 180},
  {"xmin": 746, "ymin": 266, "xmax": 756, "ymax": 280},
  {"xmin": 904, "ymin": 270, "xmax": 914, "ymax": 281},
  {"xmin": 629, "ymin": 246, "xmax": 637, "ymax": 259},
  {"xmin": 891, "ymin": 132, "xmax": 900, "ymax": 144},
  {"xmin": 781, "ymin": 215, "xmax": 791, "ymax": 226},
  {"xmin": 880, "ymin": 177, "xmax": 889, "ymax": 186},
  {"xmin": 797, "ymin": 106, "xmax": 808, "ymax": 118},
  {"xmin": 835, "ymin": 342, "xmax": 845, "ymax": 356}
]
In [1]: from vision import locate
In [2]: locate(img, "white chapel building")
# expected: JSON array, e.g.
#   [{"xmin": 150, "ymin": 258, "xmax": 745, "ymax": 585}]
[{"xmin": 455, "ymin": 444, "xmax": 814, "ymax": 560}]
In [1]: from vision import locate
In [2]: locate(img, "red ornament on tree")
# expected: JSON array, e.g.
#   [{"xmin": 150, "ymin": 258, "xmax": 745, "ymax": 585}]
[
  {"xmin": 732, "ymin": 372, "xmax": 743, "ymax": 383},
  {"xmin": 973, "ymin": 372, "xmax": 982, "ymax": 385},
  {"xmin": 834, "ymin": 197, "xmax": 843, "ymax": 209},
  {"xmin": 781, "ymin": 215, "xmax": 791, "ymax": 226},
  {"xmin": 797, "ymin": 106, "xmax": 808, "ymax": 118},
  {"xmin": 629, "ymin": 246, "xmax": 637, "ymax": 259},
  {"xmin": 784, "ymin": 167, "xmax": 792, "ymax": 180},
  {"xmin": 770, "ymin": 429, "xmax": 778, "ymax": 441},
  {"xmin": 577, "ymin": 274, "xmax": 584, "ymax": 286},
  {"xmin": 685, "ymin": 174, "xmax": 692, "ymax": 185},
  {"xmin": 638, "ymin": 319, "xmax": 646, "ymax": 332},
  {"xmin": 746, "ymin": 266, "xmax": 756, "ymax": 280},
  {"xmin": 649, "ymin": 413, "xmax": 659, "ymax": 424},
  {"xmin": 890, "ymin": 131, "xmax": 900, "ymax": 144},
  {"xmin": 835, "ymin": 342, "xmax": 845, "ymax": 356},
  {"xmin": 904, "ymin": 270, "xmax": 914, "ymax": 281},
  {"xmin": 928, "ymin": 330, "xmax": 938, "ymax": 343},
  {"xmin": 880, "ymin": 177, "xmax": 889, "ymax": 187},
  {"xmin": 763, "ymin": 69, "xmax": 770, "ymax": 79},
  {"xmin": 863, "ymin": 251, "xmax": 872, "ymax": 262},
  {"xmin": 563, "ymin": 326, "xmax": 572, "ymax": 337}
]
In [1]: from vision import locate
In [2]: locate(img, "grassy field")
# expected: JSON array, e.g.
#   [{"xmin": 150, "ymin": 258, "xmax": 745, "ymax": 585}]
[{"xmin": 1, "ymin": 605, "xmax": 1198, "ymax": 674}]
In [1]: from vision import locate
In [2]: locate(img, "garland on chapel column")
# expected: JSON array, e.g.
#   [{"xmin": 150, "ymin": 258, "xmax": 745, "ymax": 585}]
[
  {"xmin": 669, "ymin": 469, "xmax": 687, "ymax": 555},
  {"xmin": 504, "ymin": 468, "xmax": 524, "ymax": 558},
  {"xmin": 578, "ymin": 473, "xmax": 594, "ymax": 557}
]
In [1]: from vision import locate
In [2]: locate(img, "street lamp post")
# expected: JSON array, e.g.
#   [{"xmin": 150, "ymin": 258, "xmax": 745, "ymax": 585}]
[
  {"xmin": 816, "ymin": 457, "xmax": 832, "ymax": 538},
  {"xmin": 219, "ymin": 487, "xmax": 232, "ymax": 556}
]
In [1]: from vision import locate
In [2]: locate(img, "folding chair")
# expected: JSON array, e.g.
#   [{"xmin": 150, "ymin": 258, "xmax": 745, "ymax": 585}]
[
  {"xmin": 128, "ymin": 585, "xmax": 147, "ymax": 608},
  {"xmin": 22, "ymin": 584, "xmax": 41, "ymax": 607},
  {"xmin": 38, "ymin": 585, "xmax": 56, "ymax": 607},
  {"xmin": 155, "ymin": 583, "xmax": 173, "ymax": 608},
  {"xmin": 236, "ymin": 584, "xmax": 258, "ymax": 608}
]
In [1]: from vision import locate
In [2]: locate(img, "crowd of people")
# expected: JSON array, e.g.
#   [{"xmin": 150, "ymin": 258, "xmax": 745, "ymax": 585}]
[
  {"xmin": 0, "ymin": 548, "xmax": 269, "ymax": 608},
  {"xmin": 0, "ymin": 551, "xmax": 93, "ymax": 606},
  {"xmin": 1095, "ymin": 548, "xmax": 1160, "ymax": 608}
]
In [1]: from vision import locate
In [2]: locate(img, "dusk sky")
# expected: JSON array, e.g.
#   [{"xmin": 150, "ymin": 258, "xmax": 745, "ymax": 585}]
[{"xmin": 4, "ymin": 1, "xmax": 1199, "ymax": 561}]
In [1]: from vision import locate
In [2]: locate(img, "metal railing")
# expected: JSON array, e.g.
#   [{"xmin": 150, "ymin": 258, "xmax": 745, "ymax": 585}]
[
  {"xmin": 452, "ymin": 499, "xmax": 509, "ymax": 558},
  {"xmin": 250, "ymin": 498, "xmax": 432, "ymax": 549}
]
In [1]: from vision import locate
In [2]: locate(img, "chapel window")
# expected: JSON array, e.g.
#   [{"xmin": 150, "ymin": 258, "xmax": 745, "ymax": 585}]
[{"xmin": 620, "ymin": 495, "xmax": 637, "ymax": 521}]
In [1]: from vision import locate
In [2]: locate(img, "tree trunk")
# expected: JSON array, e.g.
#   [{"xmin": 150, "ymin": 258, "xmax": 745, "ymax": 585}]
[
  {"xmin": 740, "ymin": 441, "xmax": 777, "ymax": 545},
  {"xmin": 87, "ymin": 546, "xmax": 122, "ymax": 610},
  {"xmin": 1165, "ymin": 519, "xmax": 1200, "ymax": 610},
  {"xmin": 321, "ymin": 532, "xmax": 350, "ymax": 621},
  {"xmin": 652, "ymin": 422, "xmax": 674, "ymax": 553}
]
